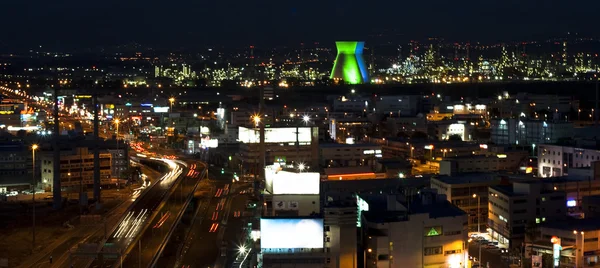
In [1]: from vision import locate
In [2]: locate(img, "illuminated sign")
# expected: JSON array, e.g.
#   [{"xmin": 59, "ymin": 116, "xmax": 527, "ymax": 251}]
[
  {"xmin": 480, "ymin": 144, "xmax": 488, "ymax": 149},
  {"xmin": 141, "ymin": 103, "xmax": 153, "ymax": 107},
  {"xmin": 239, "ymin": 126, "xmax": 312, "ymax": 143},
  {"xmin": 74, "ymin": 95, "xmax": 92, "ymax": 99},
  {"xmin": 497, "ymin": 154, "xmax": 507, "ymax": 158},
  {"xmin": 0, "ymin": 110, "xmax": 14, "ymax": 114},
  {"xmin": 200, "ymin": 139, "xmax": 218, "ymax": 148},
  {"xmin": 125, "ymin": 103, "xmax": 132, "ymax": 106},
  {"xmin": 216, "ymin": 108, "xmax": 225, "ymax": 120},
  {"xmin": 356, "ymin": 195, "xmax": 369, "ymax": 227},
  {"xmin": 424, "ymin": 145, "xmax": 434, "ymax": 150},
  {"xmin": 424, "ymin": 226, "xmax": 442, "ymax": 237},
  {"xmin": 260, "ymin": 218, "xmax": 324, "ymax": 249},
  {"xmin": 346, "ymin": 137, "xmax": 355, "ymax": 144},
  {"xmin": 7, "ymin": 126, "xmax": 41, "ymax": 132},
  {"xmin": 567, "ymin": 200, "xmax": 577, "ymax": 207},
  {"xmin": 153, "ymin": 106, "xmax": 169, "ymax": 113},
  {"xmin": 264, "ymin": 166, "xmax": 320, "ymax": 195},
  {"xmin": 551, "ymin": 236, "xmax": 561, "ymax": 267},
  {"xmin": 363, "ymin": 149, "xmax": 382, "ymax": 155}
]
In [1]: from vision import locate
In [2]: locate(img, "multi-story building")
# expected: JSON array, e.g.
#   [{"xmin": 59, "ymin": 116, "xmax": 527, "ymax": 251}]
[
  {"xmin": 538, "ymin": 143, "xmax": 600, "ymax": 177},
  {"xmin": 488, "ymin": 180, "xmax": 567, "ymax": 248},
  {"xmin": 362, "ymin": 191, "xmax": 468, "ymax": 268},
  {"xmin": 329, "ymin": 117, "xmax": 373, "ymax": 143},
  {"xmin": 427, "ymin": 120, "xmax": 474, "ymax": 141},
  {"xmin": 0, "ymin": 141, "xmax": 35, "ymax": 192},
  {"xmin": 374, "ymin": 95, "xmax": 420, "ymax": 116},
  {"xmin": 490, "ymin": 118, "xmax": 573, "ymax": 145},
  {"xmin": 332, "ymin": 96, "xmax": 370, "ymax": 112},
  {"xmin": 319, "ymin": 143, "xmax": 382, "ymax": 168},
  {"xmin": 40, "ymin": 147, "xmax": 112, "ymax": 190},
  {"xmin": 439, "ymin": 150, "xmax": 528, "ymax": 175},
  {"xmin": 431, "ymin": 173, "xmax": 502, "ymax": 233},
  {"xmin": 238, "ymin": 125, "xmax": 319, "ymax": 173}
]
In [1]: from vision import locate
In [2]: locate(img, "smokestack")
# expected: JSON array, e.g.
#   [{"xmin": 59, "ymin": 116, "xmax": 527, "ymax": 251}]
[
  {"xmin": 52, "ymin": 87, "xmax": 61, "ymax": 209},
  {"xmin": 93, "ymin": 95, "xmax": 101, "ymax": 205}
]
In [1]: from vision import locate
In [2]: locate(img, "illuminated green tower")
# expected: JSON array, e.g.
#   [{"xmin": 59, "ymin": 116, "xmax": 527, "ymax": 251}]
[{"xmin": 330, "ymin": 41, "xmax": 369, "ymax": 84}]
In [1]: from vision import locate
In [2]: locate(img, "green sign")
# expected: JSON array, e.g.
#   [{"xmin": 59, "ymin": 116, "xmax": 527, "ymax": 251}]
[{"xmin": 424, "ymin": 226, "xmax": 442, "ymax": 237}]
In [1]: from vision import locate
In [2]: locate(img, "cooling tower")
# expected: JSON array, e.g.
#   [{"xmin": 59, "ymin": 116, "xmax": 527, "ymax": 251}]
[{"xmin": 330, "ymin": 41, "xmax": 369, "ymax": 84}]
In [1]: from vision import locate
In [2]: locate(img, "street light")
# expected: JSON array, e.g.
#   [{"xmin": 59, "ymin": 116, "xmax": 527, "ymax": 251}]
[
  {"xmin": 302, "ymin": 115, "xmax": 310, "ymax": 124},
  {"xmin": 252, "ymin": 114, "xmax": 261, "ymax": 127},
  {"xmin": 532, "ymin": 144, "xmax": 536, "ymax": 157},
  {"xmin": 169, "ymin": 97, "xmax": 175, "ymax": 112},
  {"xmin": 574, "ymin": 230, "xmax": 585, "ymax": 268},
  {"xmin": 473, "ymin": 193, "xmax": 481, "ymax": 266},
  {"xmin": 31, "ymin": 144, "xmax": 38, "ymax": 251},
  {"xmin": 297, "ymin": 163, "xmax": 306, "ymax": 172}
]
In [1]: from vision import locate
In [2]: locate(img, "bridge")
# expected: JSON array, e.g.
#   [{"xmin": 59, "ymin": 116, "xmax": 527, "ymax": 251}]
[{"xmin": 67, "ymin": 158, "xmax": 206, "ymax": 267}]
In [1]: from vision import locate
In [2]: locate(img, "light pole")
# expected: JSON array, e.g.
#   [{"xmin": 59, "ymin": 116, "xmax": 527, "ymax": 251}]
[
  {"xmin": 531, "ymin": 144, "xmax": 536, "ymax": 157},
  {"xmin": 574, "ymin": 230, "xmax": 585, "ymax": 268},
  {"xmin": 114, "ymin": 119, "xmax": 120, "ymax": 189},
  {"xmin": 473, "ymin": 193, "xmax": 481, "ymax": 266},
  {"xmin": 31, "ymin": 144, "xmax": 38, "ymax": 251},
  {"xmin": 578, "ymin": 109, "xmax": 581, "ymax": 121},
  {"xmin": 410, "ymin": 146, "xmax": 414, "ymax": 159},
  {"xmin": 169, "ymin": 97, "xmax": 175, "ymax": 112}
]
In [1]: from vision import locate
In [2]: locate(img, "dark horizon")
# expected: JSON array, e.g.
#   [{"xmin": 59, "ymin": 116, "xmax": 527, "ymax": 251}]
[{"xmin": 2, "ymin": 0, "xmax": 600, "ymax": 51}]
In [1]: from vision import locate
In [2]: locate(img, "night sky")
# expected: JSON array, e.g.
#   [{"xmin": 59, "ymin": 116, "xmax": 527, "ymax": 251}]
[{"xmin": 1, "ymin": 0, "xmax": 598, "ymax": 50}]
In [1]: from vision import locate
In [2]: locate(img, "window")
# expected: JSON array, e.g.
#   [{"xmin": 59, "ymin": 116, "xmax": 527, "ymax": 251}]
[
  {"xmin": 444, "ymin": 249, "xmax": 461, "ymax": 255},
  {"xmin": 424, "ymin": 246, "xmax": 443, "ymax": 256}
]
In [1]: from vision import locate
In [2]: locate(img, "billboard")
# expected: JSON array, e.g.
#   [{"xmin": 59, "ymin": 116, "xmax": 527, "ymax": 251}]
[
  {"xmin": 260, "ymin": 218, "xmax": 324, "ymax": 249},
  {"xmin": 265, "ymin": 166, "xmax": 320, "ymax": 195},
  {"xmin": 154, "ymin": 106, "xmax": 169, "ymax": 113},
  {"xmin": 238, "ymin": 126, "xmax": 312, "ymax": 143}
]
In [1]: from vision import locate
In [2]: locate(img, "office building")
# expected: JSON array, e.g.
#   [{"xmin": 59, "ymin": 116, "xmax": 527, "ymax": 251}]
[
  {"xmin": 431, "ymin": 173, "xmax": 502, "ymax": 233},
  {"xmin": 490, "ymin": 118, "xmax": 573, "ymax": 145},
  {"xmin": 40, "ymin": 147, "xmax": 112, "ymax": 190},
  {"xmin": 0, "ymin": 141, "xmax": 35, "ymax": 192},
  {"xmin": 488, "ymin": 180, "xmax": 566, "ymax": 248},
  {"xmin": 238, "ymin": 125, "xmax": 319, "ymax": 172},
  {"xmin": 362, "ymin": 191, "xmax": 468, "ymax": 268},
  {"xmin": 319, "ymin": 143, "xmax": 382, "ymax": 168},
  {"xmin": 538, "ymin": 144, "xmax": 600, "ymax": 177},
  {"xmin": 439, "ymin": 150, "xmax": 528, "ymax": 175},
  {"xmin": 374, "ymin": 95, "xmax": 420, "ymax": 116}
]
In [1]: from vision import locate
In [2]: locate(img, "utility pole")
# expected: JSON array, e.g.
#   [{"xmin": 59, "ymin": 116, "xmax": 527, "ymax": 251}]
[
  {"xmin": 93, "ymin": 95, "xmax": 101, "ymax": 207},
  {"xmin": 52, "ymin": 87, "xmax": 62, "ymax": 209},
  {"xmin": 259, "ymin": 87, "xmax": 265, "ymax": 180}
]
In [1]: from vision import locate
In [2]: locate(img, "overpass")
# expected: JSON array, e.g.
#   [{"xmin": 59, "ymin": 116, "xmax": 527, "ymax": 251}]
[{"xmin": 67, "ymin": 158, "xmax": 207, "ymax": 267}]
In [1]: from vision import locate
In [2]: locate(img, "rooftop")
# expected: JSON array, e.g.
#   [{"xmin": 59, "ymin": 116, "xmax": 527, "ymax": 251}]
[
  {"xmin": 433, "ymin": 173, "xmax": 501, "ymax": 185},
  {"xmin": 319, "ymin": 143, "xmax": 379, "ymax": 148},
  {"xmin": 490, "ymin": 185, "xmax": 524, "ymax": 197},
  {"xmin": 542, "ymin": 217, "xmax": 600, "ymax": 232}
]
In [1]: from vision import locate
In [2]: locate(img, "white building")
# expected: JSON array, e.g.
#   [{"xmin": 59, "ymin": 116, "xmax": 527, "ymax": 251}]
[
  {"xmin": 363, "ymin": 191, "xmax": 468, "ymax": 268},
  {"xmin": 538, "ymin": 144, "xmax": 600, "ymax": 178},
  {"xmin": 490, "ymin": 118, "xmax": 573, "ymax": 145}
]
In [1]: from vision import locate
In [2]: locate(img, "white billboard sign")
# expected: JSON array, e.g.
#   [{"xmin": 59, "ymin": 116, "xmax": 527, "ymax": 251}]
[
  {"xmin": 260, "ymin": 218, "xmax": 324, "ymax": 249},
  {"xmin": 265, "ymin": 166, "xmax": 320, "ymax": 195},
  {"xmin": 238, "ymin": 126, "xmax": 312, "ymax": 143}
]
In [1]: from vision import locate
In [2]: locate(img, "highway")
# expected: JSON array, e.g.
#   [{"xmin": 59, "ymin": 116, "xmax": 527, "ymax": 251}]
[
  {"xmin": 162, "ymin": 168, "xmax": 255, "ymax": 268},
  {"xmin": 83, "ymin": 158, "xmax": 185, "ymax": 267}
]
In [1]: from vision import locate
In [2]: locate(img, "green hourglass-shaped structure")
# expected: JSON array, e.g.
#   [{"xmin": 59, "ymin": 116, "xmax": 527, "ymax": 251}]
[{"xmin": 330, "ymin": 41, "xmax": 369, "ymax": 84}]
